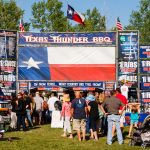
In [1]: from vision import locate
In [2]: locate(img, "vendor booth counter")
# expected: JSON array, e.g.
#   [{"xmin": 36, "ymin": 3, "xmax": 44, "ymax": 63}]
[{"xmin": 0, "ymin": 101, "xmax": 11, "ymax": 134}]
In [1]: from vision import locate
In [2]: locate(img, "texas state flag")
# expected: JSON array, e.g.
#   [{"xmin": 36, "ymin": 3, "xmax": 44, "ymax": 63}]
[
  {"xmin": 18, "ymin": 46, "xmax": 116, "ymax": 81},
  {"xmin": 67, "ymin": 4, "xmax": 85, "ymax": 25},
  {"xmin": 18, "ymin": 47, "xmax": 50, "ymax": 80}
]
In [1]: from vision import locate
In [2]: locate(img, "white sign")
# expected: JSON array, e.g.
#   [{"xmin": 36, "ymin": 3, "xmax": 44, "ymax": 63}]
[{"xmin": 51, "ymin": 111, "xmax": 63, "ymax": 128}]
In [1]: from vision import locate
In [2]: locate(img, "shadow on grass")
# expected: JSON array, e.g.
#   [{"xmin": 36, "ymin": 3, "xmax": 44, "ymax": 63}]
[
  {"xmin": 0, "ymin": 137, "xmax": 21, "ymax": 142},
  {"xmin": 72, "ymin": 132, "xmax": 92, "ymax": 141},
  {"xmin": 98, "ymin": 132, "xmax": 106, "ymax": 137},
  {"xmin": 123, "ymin": 131, "xmax": 129, "ymax": 138},
  {"xmin": 109, "ymin": 131, "xmax": 130, "ymax": 143},
  {"xmin": 72, "ymin": 132, "xmax": 77, "ymax": 138},
  {"xmin": 29, "ymin": 126, "xmax": 41, "ymax": 130}
]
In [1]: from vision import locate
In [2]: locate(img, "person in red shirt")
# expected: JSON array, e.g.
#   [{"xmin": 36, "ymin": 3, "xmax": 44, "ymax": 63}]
[
  {"xmin": 116, "ymin": 88, "xmax": 128, "ymax": 127},
  {"xmin": 112, "ymin": 88, "xmax": 128, "ymax": 136}
]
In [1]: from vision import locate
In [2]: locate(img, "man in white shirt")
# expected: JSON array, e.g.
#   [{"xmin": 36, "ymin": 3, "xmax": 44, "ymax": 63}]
[
  {"xmin": 34, "ymin": 91, "xmax": 43, "ymax": 125},
  {"xmin": 121, "ymin": 83, "xmax": 129, "ymax": 99},
  {"xmin": 47, "ymin": 92, "xmax": 59, "ymax": 122}
]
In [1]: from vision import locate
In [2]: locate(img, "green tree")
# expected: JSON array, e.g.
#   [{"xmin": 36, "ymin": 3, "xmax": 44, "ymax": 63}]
[
  {"xmin": 24, "ymin": 22, "xmax": 30, "ymax": 32},
  {"xmin": 72, "ymin": 7, "xmax": 106, "ymax": 32},
  {"xmin": 0, "ymin": 0, "xmax": 24, "ymax": 30},
  {"xmin": 31, "ymin": 0, "xmax": 67, "ymax": 32},
  {"xmin": 125, "ymin": 0, "xmax": 150, "ymax": 44}
]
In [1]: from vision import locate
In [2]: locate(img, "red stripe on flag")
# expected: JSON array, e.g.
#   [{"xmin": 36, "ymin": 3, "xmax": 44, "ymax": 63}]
[
  {"xmin": 49, "ymin": 64, "xmax": 116, "ymax": 81},
  {"xmin": 117, "ymin": 17, "xmax": 123, "ymax": 30},
  {"xmin": 20, "ymin": 19, "xmax": 25, "ymax": 32},
  {"xmin": 73, "ymin": 13, "xmax": 84, "ymax": 25}
]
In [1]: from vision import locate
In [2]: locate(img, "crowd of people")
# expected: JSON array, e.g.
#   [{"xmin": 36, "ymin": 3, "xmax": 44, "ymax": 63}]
[
  {"xmin": 8, "ymin": 88, "xmax": 141, "ymax": 145},
  {"xmin": 60, "ymin": 89, "xmax": 127, "ymax": 144},
  {"xmin": 9, "ymin": 91, "xmax": 58, "ymax": 131}
]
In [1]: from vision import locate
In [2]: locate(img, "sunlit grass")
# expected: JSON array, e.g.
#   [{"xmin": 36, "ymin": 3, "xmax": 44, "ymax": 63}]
[{"xmin": 0, "ymin": 125, "xmax": 144, "ymax": 150}]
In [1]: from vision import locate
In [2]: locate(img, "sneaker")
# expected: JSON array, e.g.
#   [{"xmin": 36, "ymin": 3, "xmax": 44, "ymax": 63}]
[
  {"xmin": 106, "ymin": 143, "xmax": 112, "ymax": 145},
  {"xmin": 0, "ymin": 130, "xmax": 5, "ymax": 133},
  {"xmin": 78, "ymin": 139, "xmax": 81, "ymax": 142},
  {"xmin": 61, "ymin": 134, "xmax": 67, "ymax": 137},
  {"xmin": 68, "ymin": 135, "xmax": 73, "ymax": 139},
  {"xmin": 23, "ymin": 128, "xmax": 29, "ymax": 132},
  {"xmin": 119, "ymin": 142, "xmax": 124, "ymax": 145}
]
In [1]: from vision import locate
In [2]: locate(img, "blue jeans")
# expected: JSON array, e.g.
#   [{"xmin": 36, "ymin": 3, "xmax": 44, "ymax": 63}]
[
  {"xmin": 49, "ymin": 111, "xmax": 52, "ymax": 123},
  {"xmin": 17, "ymin": 115, "xmax": 26, "ymax": 131},
  {"xmin": 86, "ymin": 117, "xmax": 90, "ymax": 134},
  {"xmin": 103, "ymin": 116, "xmax": 108, "ymax": 136},
  {"xmin": 26, "ymin": 109, "xmax": 33, "ymax": 126},
  {"xmin": 107, "ymin": 115, "xmax": 123, "ymax": 145}
]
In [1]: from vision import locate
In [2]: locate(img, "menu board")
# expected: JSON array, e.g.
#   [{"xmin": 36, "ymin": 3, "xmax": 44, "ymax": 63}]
[
  {"xmin": 0, "ymin": 30, "xmax": 17, "ymax": 101},
  {"xmin": 140, "ymin": 91, "xmax": 150, "ymax": 103},
  {"xmin": 0, "ymin": 30, "xmax": 16, "ymax": 59},
  {"xmin": 118, "ymin": 60, "xmax": 138, "ymax": 74},
  {"xmin": 139, "ymin": 45, "xmax": 150, "ymax": 103},
  {"xmin": 118, "ymin": 31, "xmax": 139, "ymax": 88},
  {"xmin": 118, "ymin": 74, "xmax": 138, "ymax": 87},
  {"xmin": 140, "ymin": 46, "xmax": 150, "ymax": 59},
  {"xmin": 140, "ymin": 60, "xmax": 150, "ymax": 73},
  {"xmin": 105, "ymin": 82, "xmax": 116, "ymax": 91},
  {"xmin": 140, "ymin": 76, "xmax": 150, "ymax": 90},
  {"xmin": 118, "ymin": 31, "xmax": 138, "ymax": 60}
]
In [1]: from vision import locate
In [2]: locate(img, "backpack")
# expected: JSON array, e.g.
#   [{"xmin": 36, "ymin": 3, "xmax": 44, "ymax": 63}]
[
  {"xmin": 54, "ymin": 101, "xmax": 62, "ymax": 111},
  {"xmin": 43, "ymin": 101, "xmax": 48, "ymax": 110}
]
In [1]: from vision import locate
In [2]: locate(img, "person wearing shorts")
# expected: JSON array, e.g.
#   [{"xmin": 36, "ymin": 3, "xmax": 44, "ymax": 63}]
[
  {"xmin": 71, "ymin": 91, "xmax": 87, "ymax": 141},
  {"xmin": 130, "ymin": 118, "xmax": 138, "ymax": 125},
  {"xmin": 73, "ymin": 119, "xmax": 86, "ymax": 132},
  {"xmin": 127, "ymin": 103, "xmax": 140, "ymax": 137}
]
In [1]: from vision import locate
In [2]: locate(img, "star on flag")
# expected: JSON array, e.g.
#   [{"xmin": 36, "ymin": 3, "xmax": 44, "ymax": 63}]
[
  {"xmin": 23, "ymin": 57, "xmax": 43, "ymax": 69},
  {"xmin": 67, "ymin": 4, "xmax": 85, "ymax": 25}
]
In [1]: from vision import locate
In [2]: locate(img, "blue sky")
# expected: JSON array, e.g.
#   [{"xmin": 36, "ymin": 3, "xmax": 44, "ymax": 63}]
[{"xmin": 16, "ymin": 0, "xmax": 140, "ymax": 31}]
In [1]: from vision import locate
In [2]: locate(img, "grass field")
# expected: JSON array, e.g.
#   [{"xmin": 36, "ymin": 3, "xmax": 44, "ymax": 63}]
[{"xmin": 0, "ymin": 125, "xmax": 147, "ymax": 150}]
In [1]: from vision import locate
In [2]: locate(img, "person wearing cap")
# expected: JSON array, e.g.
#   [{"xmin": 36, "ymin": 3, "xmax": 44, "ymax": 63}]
[
  {"xmin": 60, "ymin": 94, "xmax": 73, "ymax": 139},
  {"xmin": 86, "ymin": 94, "xmax": 99, "ymax": 141}
]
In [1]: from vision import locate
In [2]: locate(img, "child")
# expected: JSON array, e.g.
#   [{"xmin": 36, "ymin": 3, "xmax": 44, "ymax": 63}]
[
  {"xmin": 127, "ymin": 103, "xmax": 140, "ymax": 137},
  {"xmin": 60, "ymin": 94, "xmax": 73, "ymax": 139}
]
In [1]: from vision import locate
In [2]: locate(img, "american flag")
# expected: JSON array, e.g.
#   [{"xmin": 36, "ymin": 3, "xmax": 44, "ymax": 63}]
[
  {"xmin": 116, "ymin": 17, "xmax": 123, "ymax": 30},
  {"xmin": 19, "ymin": 19, "xmax": 25, "ymax": 32}
]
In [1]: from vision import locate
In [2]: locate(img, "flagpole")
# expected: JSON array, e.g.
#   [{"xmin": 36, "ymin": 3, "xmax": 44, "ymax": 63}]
[
  {"xmin": 105, "ymin": 16, "xmax": 107, "ymax": 31},
  {"xmin": 66, "ymin": 18, "xmax": 69, "ymax": 32},
  {"xmin": 103, "ymin": 0, "xmax": 107, "ymax": 31},
  {"xmin": 66, "ymin": 2, "xmax": 69, "ymax": 32}
]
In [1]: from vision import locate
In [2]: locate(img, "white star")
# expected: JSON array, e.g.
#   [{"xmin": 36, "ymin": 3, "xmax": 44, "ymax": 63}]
[
  {"xmin": 23, "ymin": 57, "xmax": 43, "ymax": 69},
  {"xmin": 68, "ymin": 9, "xmax": 73, "ymax": 15}
]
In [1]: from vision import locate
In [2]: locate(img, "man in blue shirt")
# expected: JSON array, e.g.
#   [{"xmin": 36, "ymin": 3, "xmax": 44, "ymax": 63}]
[{"xmin": 71, "ymin": 91, "xmax": 87, "ymax": 141}]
